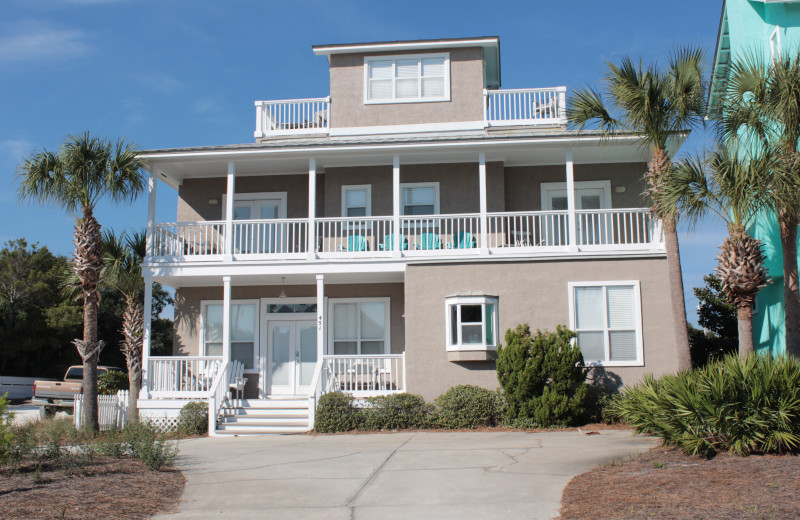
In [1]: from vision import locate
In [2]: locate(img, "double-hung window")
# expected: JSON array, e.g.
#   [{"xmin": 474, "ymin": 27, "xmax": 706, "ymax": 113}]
[
  {"xmin": 365, "ymin": 54, "xmax": 450, "ymax": 103},
  {"xmin": 330, "ymin": 299, "xmax": 390, "ymax": 355},
  {"xmin": 445, "ymin": 295, "xmax": 498, "ymax": 351},
  {"xmin": 569, "ymin": 281, "xmax": 643, "ymax": 366},
  {"xmin": 202, "ymin": 301, "xmax": 259, "ymax": 371},
  {"xmin": 401, "ymin": 182, "xmax": 439, "ymax": 215},
  {"xmin": 342, "ymin": 185, "xmax": 371, "ymax": 217}
]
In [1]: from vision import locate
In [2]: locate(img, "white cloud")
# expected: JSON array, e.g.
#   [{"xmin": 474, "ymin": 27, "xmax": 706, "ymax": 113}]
[
  {"xmin": 0, "ymin": 139, "xmax": 35, "ymax": 163},
  {"xmin": 0, "ymin": 22, "xmax": 90, "ymax": 63},
  {"xmin": 136, "ymin": 73, "xmax": 184, "ymax": 94}
]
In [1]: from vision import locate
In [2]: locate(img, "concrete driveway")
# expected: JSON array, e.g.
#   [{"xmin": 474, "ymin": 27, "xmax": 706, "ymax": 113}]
[{"xmin": 156, "ymin": 429, "xmax": 657, "ymax": 520}]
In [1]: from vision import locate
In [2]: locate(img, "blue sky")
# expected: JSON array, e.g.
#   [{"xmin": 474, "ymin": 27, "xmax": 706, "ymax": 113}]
[{"xmin": 0, "ymin": 0, "xmax": 724, "ymax": 324}]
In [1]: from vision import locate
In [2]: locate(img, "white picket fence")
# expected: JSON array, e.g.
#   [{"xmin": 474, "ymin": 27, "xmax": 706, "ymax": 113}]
[{"xmin": 74, "ymin": 390, "xmax": 129, "ymax": 431}]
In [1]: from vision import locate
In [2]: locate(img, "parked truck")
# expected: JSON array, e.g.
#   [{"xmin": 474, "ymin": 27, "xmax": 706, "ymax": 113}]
[{"xmin": 32, "ymin": 365, "xmax": 120, "ymax": 418}]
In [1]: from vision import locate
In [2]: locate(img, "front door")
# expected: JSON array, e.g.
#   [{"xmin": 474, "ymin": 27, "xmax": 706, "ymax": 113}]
[
  {"xmin": 544, "ymin": 184, "xmax": 610, "ymax": 246},
  {"xmin": 267, "ymin": 319, "xmax": 317, "ymax": 395}
]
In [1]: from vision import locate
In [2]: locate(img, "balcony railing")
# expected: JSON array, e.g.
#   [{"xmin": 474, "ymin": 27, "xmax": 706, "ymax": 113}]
[
  {"xmin": 484, "ymin": 87, "xmax": 567, "ymax": 127},
  {"xmin": 254, "ymin": 97, "xmax": 330, "ymax": 138},
  {"xmin": 148, "ymin": 356, "xmax": 223, "ymax": 397},
  {"xmin": 149, "ymin": 208, "xmax": 663, "ymax": 261},
  {"xmin": 321, "ymin": 354, "xmax": 405, "ymax": 398}
]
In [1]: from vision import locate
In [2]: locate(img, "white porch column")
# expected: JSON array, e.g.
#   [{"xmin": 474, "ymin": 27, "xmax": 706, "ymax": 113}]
[
  {"xmin": 145, "ymin": 171, "xmax": 157, "ymax": 258},
  {"xmin": 308, "ymin": 159, "xmax": 317, "ymax": 259},
  {"xmin": 222, "ymin": 276, "xmax": 232, "ymax": 363},
  {"xmin": 316, "ymin": 274, "xmax": 325, "ymax": 361},
  {"xmin": 140, "ymin": 276, "xmax": 153, "ymax": 398},
  {"xmin": 478, "ymin": 151, "xmax": 488, "ymax": 253},
  {"xmin": 566, "ymin": 148, "xmax": 578, "ymax": 252},
  {"xmin": 392, "ymin": 155, "xmax": 401, "ymax": 256},
  {"xmin": 224, "ymin": 162, "xmax": 235, "ymax": 261}
]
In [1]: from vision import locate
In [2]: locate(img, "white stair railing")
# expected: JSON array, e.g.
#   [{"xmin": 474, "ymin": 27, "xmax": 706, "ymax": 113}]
[
  {"xmin": 207, "ymin": 360, "xmax": 230, "ymax": 437},
  {"xmin": 485, "ymin": 87, "xmax": 567, "ymax": 126},
  {"xmin": 254, "ymin": 97, "xmax": 330, "ymax": 138},
  {"xmin": 148, "ymin": 356, "xmax": 223, "ymax": 397}
]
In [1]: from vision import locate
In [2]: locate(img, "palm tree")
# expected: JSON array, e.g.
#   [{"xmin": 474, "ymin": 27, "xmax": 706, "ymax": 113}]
[
  {"xmin": 567, "ymin": 47, "xmax": 707, "ymax": 371},
  {"xmin": 656, "ymin": 149, "xmax": 770, "ymax": 355},
  {"xmin": 103, "ymin": 230, "xmax": 147, "ymax": 424},
  {"xmin": 722, "ymin": 51, "xmax": 800, "ymax": 357},
  {"xmin": 17, "ymin": 133, "xmax": 145, "ymax": 432}
]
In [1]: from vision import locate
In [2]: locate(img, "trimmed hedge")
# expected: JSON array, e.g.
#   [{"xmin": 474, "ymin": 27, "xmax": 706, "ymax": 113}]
[
  {"xmin": 362, "ymin": 393, "xmax": 431, "ymax": 430},
  {"xmin": 314, "ymin": 392, "xmax": 362, "ymax": 433},
  {"xmin": 178, "ymin": 401, "xmax": 208, "ymax": 436},
  {"xmin": 433, "ymin": 385, "xmax": 504, "ymax": 429}
]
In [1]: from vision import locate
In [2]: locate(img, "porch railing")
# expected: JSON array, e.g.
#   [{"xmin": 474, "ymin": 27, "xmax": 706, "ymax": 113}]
[
  {"xmin": 315, "ymin": 216, "xmax": 394, "ymax": 254},
  {"xmin": 321, "ymin": 354, "xmax": 405, "ymax": 398},
  {"xmin": 485, "ymin": 87, "xmax": 567, "ymax": 126},
  {"xmin": 152, "ymin": 221, "xmax": 225, "ymax": 257},
  {"xmin": 207, "ymin": 360, "xmax": 230, "ymax": 436},
  {"xmin": 576, "ymin": 208, "xmax": 661, "ymax": 247},
  {"xmin": 401, "ymin": 214, "xmax": 482, "ymax": 251},
  {"xmin": 487, "ymin": 210, "xmax": 569, "ymax": 249},
  {"xmin": 233, "ymin": 218, "xmax": 308, "ymax": 256},
  {"xmin": 254, "ymin": 97, "xmax": 330, "ymax": 138},
  {"xmin": 148, "ymin": 356, "xmax": 223, "ymax": 397}
]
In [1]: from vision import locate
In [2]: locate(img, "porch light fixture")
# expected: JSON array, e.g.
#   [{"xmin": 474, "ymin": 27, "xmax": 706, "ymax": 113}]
[
  {"xmin": 208, "ymin": 198, "xmax": 219, "ymax": 205},
  {"xmin": 614, "ymin": 186, "xmax": 626, "ymax": 193},
  {"xmin": 279, "ymin": 277, "xmax": 288, "ymax": 299}
]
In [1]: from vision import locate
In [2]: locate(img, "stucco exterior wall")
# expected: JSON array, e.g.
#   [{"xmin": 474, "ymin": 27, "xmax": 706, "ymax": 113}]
[
  {"xmin": 504, "ymin": 162, "xmax": 649, "ymax": 212},
  {"xmin": 328, "ymin": 47, "xmax": 485, "ymax": 128},
  {"xmin": 403, "ymin": 257, "xmax": 678, "ymax": 400}
]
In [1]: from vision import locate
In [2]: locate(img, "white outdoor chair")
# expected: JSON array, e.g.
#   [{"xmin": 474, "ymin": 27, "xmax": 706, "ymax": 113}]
[{"xmin": 228, "ymin": 360, "xmax": 248, "ymax": 403}]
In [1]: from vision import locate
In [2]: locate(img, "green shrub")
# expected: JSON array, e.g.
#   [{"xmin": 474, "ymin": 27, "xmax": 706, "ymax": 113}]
[
  {"xmin": 123, "ymin": 422, "xmax": 177, "ymax": 470},
  {"xmin": 98, "ymin": 370, "xmax": 129, "ymax": 395},
  {"xmin": 0, "ymin": 395, "xmax": 15, "ymax": 466},
  {"xmin": 177, "ymin": 401, "xmax": 208, "ymax": 437},
  {"xmin": 610, "ymin": 353, "xmax": 800, "ymax": 456},
  {"xmin": 433, "ymin": 385, "xmax": 504, "ymax": 429},
  {"xmin": 314, "ymin": 392, "xmax": 362, "ymax": 433},
  {"xmin": 496, "ymin": 324, "xmax": 589, "ymax": 427},
  {"xmin": 583, "ymin": 385, "xmax": 619, "ymax": 425},
  {"xmin": 362, "ymin": 393, "xmax": 431, "ymax": 430}
]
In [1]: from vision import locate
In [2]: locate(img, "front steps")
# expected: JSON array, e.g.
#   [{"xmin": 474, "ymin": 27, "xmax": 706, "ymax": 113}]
[{"xmin": 214, "ymin": 396, "xmax": 310, "ymax": 435}]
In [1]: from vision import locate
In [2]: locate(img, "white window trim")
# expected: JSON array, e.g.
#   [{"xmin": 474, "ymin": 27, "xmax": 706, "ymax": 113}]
[
  {"xmin": 327, "ymin": 297, "xmax": 391, "ymax": 355},
  {"xmin": 445, "ymin": 295, "xmax": 499, "ymax": 352},
  {"xmin": 541, "ymin": 181, "xmax": 612, "ymax": 210},
  {"xmin": 400, "ymin": 182, "xmax": 440, "ymax": 216},
  {"xmin": 363, "ymin": 53, "xmax": 451, "ymax": 105},
  {"xmin": 221, "ymin": 192, "xmax": 288, "ymax": 220},
  {"xmin": 341, "ymin": 184, "xmax": 372, "ymax": 217},
  {"xmin": 201, "ymin": 299, "xmax": 261, "ymax": 373},
  {"xmin": 567, "ymin": 280, "xmax": 644, "ymax": 367}
]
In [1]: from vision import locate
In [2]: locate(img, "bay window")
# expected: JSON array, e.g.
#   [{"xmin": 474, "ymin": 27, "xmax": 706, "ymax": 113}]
[{"xmin": 445, "ymin": 295, "xmax": 498, "ymax": 351}]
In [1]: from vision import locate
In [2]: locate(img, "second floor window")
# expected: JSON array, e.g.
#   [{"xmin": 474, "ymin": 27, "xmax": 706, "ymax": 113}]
[
  {"xmin": 342, "ymin": 185, "xmax": 371, "ymax": 217},
  {"xmin": 401, "ymin": 183, "xmax": 439, "ymax": 215},
  {"xmin": 365, "ymin": 54, "xmax": 450, "ymax": 104}
]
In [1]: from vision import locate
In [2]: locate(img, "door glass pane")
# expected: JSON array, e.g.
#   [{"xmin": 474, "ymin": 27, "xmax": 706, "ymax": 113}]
[
  {"xmin": 267, "ymin": 304, "xmax": 316, "ymax": 314},
  {"xmin": 607, "ymin": 286, "xmax": 635, "ymax": 328},
  {"xmin": 461, "ymin": 324, "xmax": 482, "ymax": 344},
  {"xmin": 333, "ymin": 341, "xmax": 357, "ymax": 355},
  {"xmin": 260, "ymin": 204, "xmax": 278, "ymax": 219},
  {"xmin": 580, "ymin": 195, "xmax": 601, "ymax": 210},
  {"xmin": 271, "ymin": 326, "xmax": 291, "ymax": 386},
  {"xmin": 577, "ymin": 331, "xmax": 605, "ymax": 362},
  {"xmin": 230, "ymin": 304, "xmax": 255, "ymax": 342},
  {"xmin": 334, "ymin": 303, "xmax": 357, "ymax": 340},
  {"xmin": 550, "ymin": 195, "xmax": 568, "ymax": 211},
  {"xmin": 609, "ymin": 331, "xmax": 637, "ymax": 361},
  {"xmin": 575, "ymin": 287, "xmax": 604, "ymax": 329},
  {"xmin": 298, "ymin": 324, "xmax": 317, "ymax": 386},
  {"xmin": 361, "ymin": 341, "xmax": 384, "ymax": 354},
  {"xmin": 233, "ymin": 206, "xmax": 251, "ymax": 220},
  {"xmin": 232, "ymin": 342, "xmax": 254, "ymax": 369},
  {"xmin": 360, "ymin": 302, "xmax": 385, "ymax": 340},
  {"xmin": 206, "ymin": 342, "xmax": 222, "ymax": 357},
  {"xmin": 204, "ymin": 305, "xmax": 223, "ymax": 342}
]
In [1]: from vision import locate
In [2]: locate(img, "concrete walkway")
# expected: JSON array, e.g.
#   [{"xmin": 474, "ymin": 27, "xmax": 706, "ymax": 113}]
[{"xmin": 156, "ymin": 430, "xmax": 658, "ymax": 520}]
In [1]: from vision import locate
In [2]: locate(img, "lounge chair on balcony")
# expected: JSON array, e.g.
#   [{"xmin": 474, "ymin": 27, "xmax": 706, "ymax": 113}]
[
  {"xmin": 338, "ymin": 234, "xmax": 369, "ymax": 252},
  {"xmin": 448, "ymin": 231, "xmax": 477, "ymax": 249},
  {"xmin": 416, "ymin": 233, "xmax": 442, "ymax": 250},
  {"xmin": 378, "ymin": 233, "xmax": 408, "ymax": 251}
]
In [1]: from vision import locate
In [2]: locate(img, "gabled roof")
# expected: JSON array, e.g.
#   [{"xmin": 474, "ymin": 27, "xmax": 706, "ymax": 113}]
[{"xmin": 312, "ymin": 36, "xmax": 501, "ymax": 89}]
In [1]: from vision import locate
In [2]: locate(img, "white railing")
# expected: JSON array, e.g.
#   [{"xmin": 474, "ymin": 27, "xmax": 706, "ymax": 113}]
[
  {"xmin": 576, "ymin": 208, "xmax": 662, "ymax": 248},
  {"xmin": 254, "ymin": 97, "xmax": 330, "ymax": 138},
  {"xmin": 233, "ymin": 219, "xmax": 308, "ymax": 256},
  {"xmin": 401, "ymin": 214, "xmax": 482, "ymax": 252},
  {"xmin": 207, "ymin": 360, "xmax": 230, "ymax": 437},
  {"xmin": 315, "ymin": 216, "xmax": 394, "ymax": 254},
  {"xmin": 485, "ymin": 87, "xmax": 567, "ymax": 126},
  {"xmin": 148, "ymin": 356, "xmax": 223, "ymax": 397},
  {"xmin": 152, "ymin": 221, "xmax": 225, "ymax": 258},
  {"xmin": 321, "ymin": 354, "xmax": 405, "ymax": 398},
  {"xmin": 487, "ymin": 211, "xmax": 569, "ymax": 249}
]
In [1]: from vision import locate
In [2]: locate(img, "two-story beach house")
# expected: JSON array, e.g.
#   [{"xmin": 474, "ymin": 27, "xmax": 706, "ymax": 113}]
[
  {"xmin": 709, "ymin": 0, "xmax": 800, "ymax": 356},
  {"xmin": 137, "ymin": 37, "xmax": 682, "ymax": 434}
]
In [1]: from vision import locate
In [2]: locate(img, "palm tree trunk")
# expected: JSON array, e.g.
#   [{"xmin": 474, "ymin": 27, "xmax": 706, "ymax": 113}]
[
  {"xmin": 779, "ymin": 214, "xmax": 800, "ymax": 357},
  {"xmin": 737, "ymin": 304, "xmax": 754, "ymax": 356},
  {"xmin": 122, "ymin": 298, "xmax": 143, "ymax": 424},
  {"xmin": 663, "ymin": 216, "xmax": 692, "ymax": 370}
]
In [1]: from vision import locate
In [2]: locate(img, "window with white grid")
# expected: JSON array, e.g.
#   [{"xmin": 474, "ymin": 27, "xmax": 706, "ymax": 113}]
[{"xmin": 365, "ymin": 53, "xmax": 450, "ymax": 104}]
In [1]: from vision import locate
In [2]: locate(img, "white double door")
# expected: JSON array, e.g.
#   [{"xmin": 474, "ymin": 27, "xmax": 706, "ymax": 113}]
[{"xmin": 263, "ymin": 317, "xmax": 317, "ymax": 396}]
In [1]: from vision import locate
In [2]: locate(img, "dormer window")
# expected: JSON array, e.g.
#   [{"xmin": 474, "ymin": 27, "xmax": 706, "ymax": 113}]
[{"xmin": 365, "ymin": 53, "xmax": 450, "ymax": 104}]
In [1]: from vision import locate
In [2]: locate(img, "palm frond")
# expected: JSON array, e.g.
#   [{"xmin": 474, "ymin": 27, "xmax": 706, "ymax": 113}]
[{"xmin": 566, "ymin": 87, "xmax": 620, "ymax": 132}]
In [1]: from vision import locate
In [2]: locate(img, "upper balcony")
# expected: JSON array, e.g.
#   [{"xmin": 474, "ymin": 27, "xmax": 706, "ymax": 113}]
[{"xmin": 254, "ymin": 87, "xmax": 567, "ymax": 139}]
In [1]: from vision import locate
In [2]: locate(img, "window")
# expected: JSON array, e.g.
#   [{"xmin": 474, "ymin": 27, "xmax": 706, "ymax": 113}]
[
  {"xmin": 329, "ymin": 299, "xmax": 390, "ymax": 355},
  {"xmin": 341, "ymin": 185, "xmax": 371, "ymax": 217},
  {"xmin": 202, "ymin": 301, "xmax": 259, "ymax": 371},
  {"xmin": 365, "ymin": 53, "xmax": 450, "ymax": 104},
  {"xmin": 445, "ymin": 295, "xmax": 498, "ymax": 351},
  {"xmin": 568, "ymin": 281, "xmax": 643, "ymax": 366},
  {"xmin": 401, "ymin": 183, "xmax": 439, "ymax": 215}
]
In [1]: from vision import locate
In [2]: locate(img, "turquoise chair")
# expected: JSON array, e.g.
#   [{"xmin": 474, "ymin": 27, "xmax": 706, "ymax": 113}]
[
  {"xmin": 379, "ymin": 234, "xmax": 408, "ymax": 251},
  {"xmin": 338, "ymin": 234, "xmax": 368, "ymax": 252},
  {"xmin": 416, "ymin": 233, "xmax": 442, "ymax": 250},
  {"xmin": 448, "ymin": 231, "xmax": 476, "ymax": 249}
]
